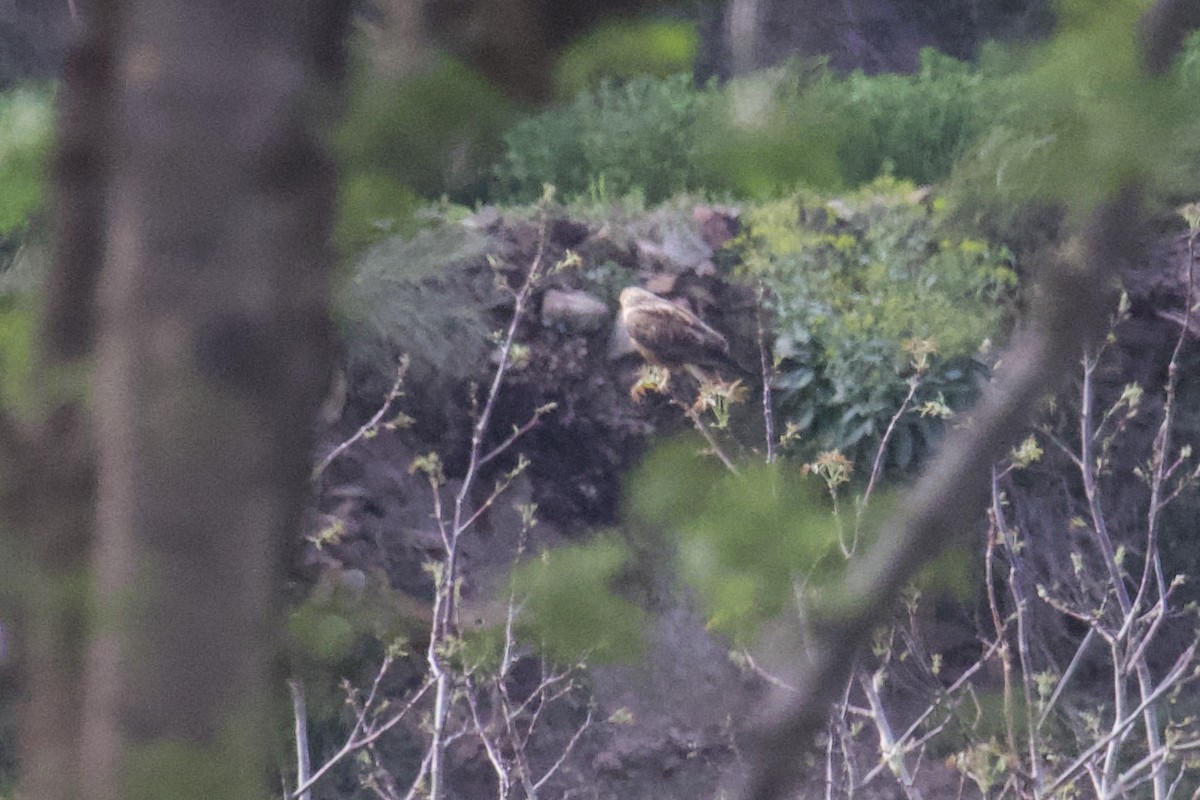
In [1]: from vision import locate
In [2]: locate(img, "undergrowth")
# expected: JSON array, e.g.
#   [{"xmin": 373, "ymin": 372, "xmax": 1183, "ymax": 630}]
[{"xmin": 740, "ymin": 177, "xmax": 1017, "ymax": 468}]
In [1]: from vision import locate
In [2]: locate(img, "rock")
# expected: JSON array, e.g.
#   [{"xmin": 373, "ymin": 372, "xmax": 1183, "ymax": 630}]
[
  {"xmin": 693, "ymin": 205, "xmax": 740, "ymax": 250},
  {"xmin": 462, "ymin": 205, "xmax": 500, "ymax": 231},
  {"xmin": 608, "ymin": 313, "xmax": 638, "ymax": 360},
  {"xmin": 541, "ymin": 288, "xmax": 610, "ymax": 334},
  {"xmin": 338, "ymin": 567, "xmax": 368, "ymax": 598},
  {"xmin": 550, "ymin": 217, "xmax": 591, "ymax": 248},
  {"xmin": 644, "ymin": 274, "xmax": 678, "ymax": 295},
  {"xmin": 660, "ymin": 227, "xmax": 712, "ymax": 270}
]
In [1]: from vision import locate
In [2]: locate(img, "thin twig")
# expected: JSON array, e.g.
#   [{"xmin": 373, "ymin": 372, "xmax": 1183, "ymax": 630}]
[
  {"xmin": 684, "ymin": 405, "xmax": 740, "ymax": 475},
  {"xmin": 864, "ymin": 376, "xmax": 919, "ymax": 506},
  {"xmin": 532, "ymin": 703, "xmax": 596, "ymax": 792},
  {"xmin": 291, "ymin": 677, "xmax": 435, "ymax": 799},
  {"xmin": 288, "ymin": 680, "xmax": 312, "ymax": 800},
  {"xmin": 312, "ymin": 359, "xmax": 408, "ymax": 482},
  {"xmin": 756, "ymin": 281, "xmax": 777, "ymax": 463},
  {"xmin": 857, "ymin": 669, "xmax": 925, "ymax": 800},
  {"xmin": 1043, "ymin": 640, "xmax": 1197, "ymax": 796}
]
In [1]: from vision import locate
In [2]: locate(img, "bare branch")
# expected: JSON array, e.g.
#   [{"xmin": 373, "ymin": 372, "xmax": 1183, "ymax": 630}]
[
  {"xmin": 287, "ymin": 680, "xmax": 312, "ymax": 800},
  {"xmin": 735, "ymin": 191, "xmax": 1143, "ymax": 800},
  {"xmin": 312, "ymin": 359, "xmax": 408, "ymax": 482}
]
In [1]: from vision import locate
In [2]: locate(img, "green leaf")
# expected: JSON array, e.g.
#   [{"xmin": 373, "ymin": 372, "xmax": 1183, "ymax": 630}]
[
  {"xmin": 630, "ymin": 440, "xmax": 840, "ymax": 642},
  {"xmin": 0, "ymin": 87, "xmax": 53, "ymax": 236},
  {"xmin": 287, "ymin": 606, "xmax": 355, "ymax": 662},
  {"xmin": 1002, "ymin": 0, "xmax": 1189, "ymax": 217},
  {"xmin": 513, "ymin": 537, "xmax": 647, "ymax": 664}
]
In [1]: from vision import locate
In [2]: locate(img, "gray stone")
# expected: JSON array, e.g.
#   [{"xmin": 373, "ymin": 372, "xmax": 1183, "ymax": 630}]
[{"xmin": 542, "ymin": 288, "xmax": 611, "ymax": 334}]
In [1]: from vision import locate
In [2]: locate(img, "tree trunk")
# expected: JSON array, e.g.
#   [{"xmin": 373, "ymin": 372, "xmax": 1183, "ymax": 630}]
[
  {"xmin": 5, "ymin": 2, "xmax": 115, "ymax": 797},
  {"xmin": 6, "ymin": 2, "xmax": 351, "ymax": 799}
]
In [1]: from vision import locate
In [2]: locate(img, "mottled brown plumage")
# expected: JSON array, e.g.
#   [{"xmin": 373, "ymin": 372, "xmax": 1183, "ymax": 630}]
[{"xmin": 619, "ymin": 286, "xmax": 737, "ymax": 376}]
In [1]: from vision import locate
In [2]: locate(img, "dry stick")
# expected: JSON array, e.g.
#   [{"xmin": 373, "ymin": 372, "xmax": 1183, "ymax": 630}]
[
  {"xmin": 1121, "ymin": 227, "xmax": 1196, "ymax": 795},
  {"xmin": 735, "ymin": 191, "xmax": 1143, "ymax": 800},
  {"xmin": 401, "ymin": 750, "xmax": 434, "ymax": 800},
  {"xmin": 531, "ymin": 703, "xmax": 596, "ymax": 793},
  {"xmin": 1043, "ymin": 639, "xmax": 1198, "ymax": 796},
  {"xmin": 983, "ymin": 517, "xmax": 1020, "ymax": 782},
  {"xmin": 288, "ymin": 680, "xmax": 312, "ymax": 800},
  {"xmin": 1132, "ymin": 226, "xmax": 1196, "ymax": 620},
  {"xmin": 991, "ymin": 468, "xmax": 1044, "ymax": 793},
  {"xmin": 684, "ymin": 405, "xmax": 740, "ymax": 475},
  {"xmin": 864, "ymin": 375, "xmax": 919, "ymax": 506},
  {"xmin": 756, "ymin": 282, "xmax": 777, "ymax": 463},
  {"xmin": 1079, "ymin": 357, "xmax": 1134, "ymax": 616},
  {"xmin": 1076, "ymin": 358, "xmax": 1169, "ymax": 799},
  {"xmin": 312, "ymin": 360, "xmax": 408, "ymax": 482},
  {"xmin": 290, "ymin": 677, "xmax": 435, "ymax": 799},
  {"xmin": 857, "ymin": 638, "xmax": 1004, "ymax": 787},
  {"xmin": 1037, "ymin": 628, "xmax": 1097, "ymax": 729},
  {"xmin": 428, "ymin": 208, "xmax": 552, "ymax": 800},
  {"xmin": 464, "ymin": 687, "xmax": 514, "ymax": 800},
  {"xmin": 857, "ymin": 669, "xmax": 925, "ymax": 800}
]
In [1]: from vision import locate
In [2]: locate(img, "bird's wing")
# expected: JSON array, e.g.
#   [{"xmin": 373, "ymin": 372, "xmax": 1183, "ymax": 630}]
[{"xmin": 625, "ymin": 303, "xmax": 730, "ymax": 368}]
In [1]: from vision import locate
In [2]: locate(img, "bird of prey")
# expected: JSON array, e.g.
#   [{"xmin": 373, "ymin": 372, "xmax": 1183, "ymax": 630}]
[{"xmin": 619, "ymin": 286, "xmax": 742, "ymax": 381}]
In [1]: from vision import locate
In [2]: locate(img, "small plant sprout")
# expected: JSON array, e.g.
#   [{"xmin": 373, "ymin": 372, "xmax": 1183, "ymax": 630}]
[
  {"xmin": 629, "ymin": 363, "xmax": 670, "ymax": 401},
  {"xmin": 692, "ymin": 377, "xmax": 748, "ymax": 430},
  {"xmin": 1009, "ymin": 435, "xmax": 1043, "ymax": 469},
  {"xmin": 901, "ymin": 336, "xmax": 937, "ymax": 374},
  {"xmin": 804, "ymin": 450, "xmax": 854, "ymax": 498}
]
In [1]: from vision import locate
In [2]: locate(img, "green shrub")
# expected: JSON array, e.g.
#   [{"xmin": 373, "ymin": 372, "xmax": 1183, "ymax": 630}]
[
  {"xmin": 494, "ymin": 51, "xmax": 1006, "ymax": 205},
  {"xmin": 740, "ymin": 178, "xmax": 1017, "ymax": 470},
  {"xmin": 816, "ymin": 49, "xmax": 1005, "ymax": 187},
  {"xmin": 945, "ymin": 7, "xmax": 1200, "ymax": 230},
  {"xmin": 494, "ymin": 73, "xmax": 721, "ymax": 205}
]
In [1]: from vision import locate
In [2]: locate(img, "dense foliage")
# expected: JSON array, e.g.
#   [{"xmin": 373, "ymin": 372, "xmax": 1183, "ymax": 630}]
[
  {"xmin": 742, "ymin": 178, "xmax": 1016, "ymax": 467},
  {"xmin": 494, "ymin": 73, "xmax": 721, "ymax": 205},
  {"xmin": 494, "ymin": 50, "xmax": 1006, "ymax": 205}
]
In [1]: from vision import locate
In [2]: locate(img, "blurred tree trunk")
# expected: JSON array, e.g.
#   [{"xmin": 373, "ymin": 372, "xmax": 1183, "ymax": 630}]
[
  {"xmin": 80, "ymin": 2, "xmax": 352, "ymax": 797},
  {"xmin": 5, "ymin": 1, "xmax": 351, "ymax": 799},
  {"xmin": 2, "ymin": 2, "xmax": 667, "ymax": 798},
  {"xmin": 6, "ymin": 1, "xmax": 115, "ymax": 797}
]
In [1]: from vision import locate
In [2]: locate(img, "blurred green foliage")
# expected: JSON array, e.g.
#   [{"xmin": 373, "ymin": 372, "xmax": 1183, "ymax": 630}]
[
  {"xmin": 740, "ymin": 178, "xmax": 1017, "ymax": 467},
  {"xmin": 493, "ymin": 49, "xmax": 1008, "ymax": 206},
  {"xmin": 555, "ymin": 19, "xmax": 697, "ymax": 96},
  {"xmin": 0, "ymin": 86, "xmax": 52, "ymax": 266},
  {"xmin": 702, "ymin": 75, "xmax": 844, "ymax": 196},
  {"xmin": 334, "ymin": 57, "xmax": 517, "ymax": 250},
  {"xmin": 630, "ymin": 442, "xmax": 841, "ymax": 643},
  {"xmin": 0, "ymin": 298, "xmax": 35, "ymax": 416},
  {"xmin": 494, "ymin": 73, "xmax": 721, "ymax": 205},
  {"xmin": 287, "ymin": 604, "xmax": 357, "ymax": 663},
  {"xmin": 1000, "ymin": 0, "xmax": 1190, "ymax": 217},
  {"xmin": 947, "ymin": 11, "xmax": 1200, "ymax": 229},
  {"xmin": 512, "ymin": 537, "xmax": 648, "ymax": 664},
  {"xmin": 815, "ymin": 49, "xmax": 1005, "ymax": 187}
]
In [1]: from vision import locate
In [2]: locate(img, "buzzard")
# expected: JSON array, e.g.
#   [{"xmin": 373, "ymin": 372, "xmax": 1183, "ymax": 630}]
[{"xmin": 619, "ymin": 286, "xmax": 741, "ymax": 379}]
